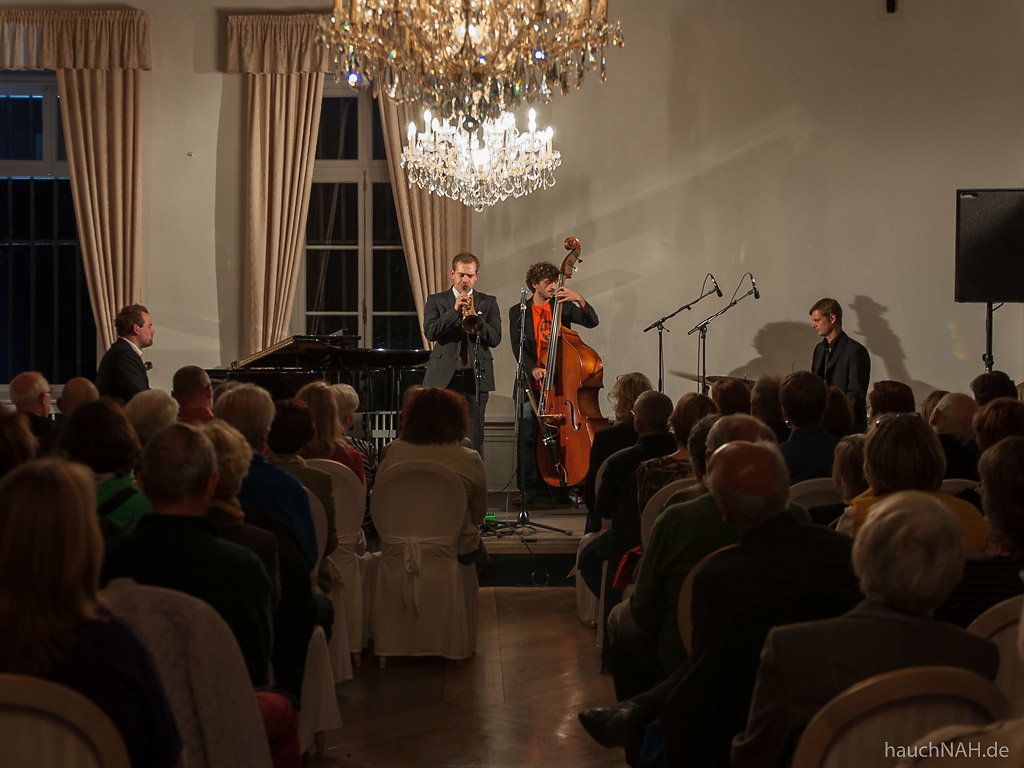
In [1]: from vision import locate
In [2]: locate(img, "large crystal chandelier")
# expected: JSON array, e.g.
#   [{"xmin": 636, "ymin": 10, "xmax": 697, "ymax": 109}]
[
  {"xmin": 319, "ymin": 0, "xmax": 624, "ymax": 127},
  {"xmin": 401, "ymin": 108, "xmax": 561, "ymax": 211}
]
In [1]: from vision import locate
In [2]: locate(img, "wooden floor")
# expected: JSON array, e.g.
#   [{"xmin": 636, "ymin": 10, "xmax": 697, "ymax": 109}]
[{"xmin": 309, "ymin": 587, "xmax": 616, "ymax": 768}]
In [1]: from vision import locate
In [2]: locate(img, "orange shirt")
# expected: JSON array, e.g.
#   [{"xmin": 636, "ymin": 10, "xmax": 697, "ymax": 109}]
[{"xmin": 532, "ymin": 302, "xmax": 554, "ymax": 369}]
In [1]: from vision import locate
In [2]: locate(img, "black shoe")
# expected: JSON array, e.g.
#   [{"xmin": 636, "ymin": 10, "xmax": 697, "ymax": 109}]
[{"xmin": 577, "ymin": 700, "xmax": 648, "ymax": 752}]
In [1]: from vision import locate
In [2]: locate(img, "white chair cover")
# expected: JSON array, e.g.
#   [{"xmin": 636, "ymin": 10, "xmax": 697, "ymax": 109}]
[
  {"xmin": 575, "ymin": 530, "xmax": 603, "ymax": 628},
  {"xmin": 941, "ymin": 477, "xmax": 977, "ymax": 496},
  {"xmin": 640, "ymin": 478, "xmax": 697, "ymax": 548},
  {"xmin": 99, "ymin": 579, "xmax": 272, "ymax": 768},
  {"xmin": 297, "ymin": 626, "xmax": 342, "ymax": 755},
  {"xmin": 304, "ymin": 486, "xmax": 328, "ymax": 577},
  {"xmin": 968, "ymin": 594, "xmax": 1024, "ymax": 716},
  {"xmin": 789, "ymin": 477, "xmax": 843, "ymax": 509},
  {"xmin": 369, "ymin": 461, "xmax": 475, "ymax": 660}
]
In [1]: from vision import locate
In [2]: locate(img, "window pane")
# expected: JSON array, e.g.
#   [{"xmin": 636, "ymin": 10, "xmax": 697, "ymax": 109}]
[
  {"xmin": 372, "ymin": 183, "xmax": 401, "ymax": 245},
  {"xmin": 305, "ymin": 314, "xmax": 358, "ymax": 338},
  {"xmin": 34, "ymin": 179, "xmax": 54, "ymax": 240},
  {"xmin": 372, "ymin": 99, "xmax": 386, "ymax": 160},
  {"xmin": 6, "ymin": 244, "xmax": 32, "ymax": 376},
  {"xmin": 33, "ymin": 243, "xmax": 55, "ymax": 377},
  {"xmin": 56, "ymin": 93, "xmax": 66, "ymax": 162},
  {"xmin": 57, "ymin": 177, "xmax": 76, "ymax": 240},
  {"xmin": 0, "ymin": 178, "xmax": 8, "ymax": 239},
  {"xmin": 372, "ymin": 315, "xmax": 420, "ymax": 350},
  {"xmin": 316, "ymin": 97, "xmax": 358, "ymax": 160},
  {"xmin": 306, "ymin": 248, "xmax": 358, "ymax": 312},
  {"xmin": 10, "ymin": 179, "xmax": 30, "ymax": 241},
  {"xmin": 373, "ymin": 248, "xmax": 414, "ymax": 311},
  {"xmin": 0, "ymin": 94, "xmax": 43, "ymax": 161},
  {"xmin": 307, "ymin": 183, "xmax": 358, "ymax": 245}
]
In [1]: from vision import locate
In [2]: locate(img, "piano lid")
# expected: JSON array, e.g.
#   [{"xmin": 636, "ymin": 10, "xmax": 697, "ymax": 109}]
[{"xmin": 231, "ymin": 335, "xmax": 428, "ymax": 370}]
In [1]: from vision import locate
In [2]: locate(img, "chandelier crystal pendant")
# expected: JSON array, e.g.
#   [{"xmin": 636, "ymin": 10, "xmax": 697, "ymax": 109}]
[
  {"xmin": 319, "ymin": 0, "xmax": 624, "ymax": 128},
  {"xmin": 401, "ymin": 108, "xmax": 562, "ymax": 211}
]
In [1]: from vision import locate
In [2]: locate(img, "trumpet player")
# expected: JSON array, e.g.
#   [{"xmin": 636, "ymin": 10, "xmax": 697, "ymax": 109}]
[{"xmin": 423, "ymin": 252, "xmax": 502, "ymax": 455}]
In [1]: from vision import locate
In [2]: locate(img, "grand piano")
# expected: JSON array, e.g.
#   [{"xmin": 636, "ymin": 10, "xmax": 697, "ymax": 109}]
[{"xmin": 207, "ymin": 335, "xmax": 430, "ymax": 448}]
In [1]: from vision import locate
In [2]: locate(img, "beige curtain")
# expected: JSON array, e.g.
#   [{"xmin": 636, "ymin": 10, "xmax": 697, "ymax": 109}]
[
  {"xmin": 378, "ymin": 98, "xmax": 472, "ymax": 347},
  {"xmin": 0, "ymin": 10, "xmax": 150, "ymax": 348},
  {"xmin": 227, "ymin": 14, "xmax": 327, "ymax": 356}
]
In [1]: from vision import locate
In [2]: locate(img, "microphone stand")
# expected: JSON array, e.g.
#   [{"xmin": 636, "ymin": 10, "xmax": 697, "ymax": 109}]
[
  {"xmin": 688, "ymin": 280, "xmax": 758, "ymax": 395},
  {"xmin": 643, "ymin": 276, "xmax": 720, "ymax": 392}
]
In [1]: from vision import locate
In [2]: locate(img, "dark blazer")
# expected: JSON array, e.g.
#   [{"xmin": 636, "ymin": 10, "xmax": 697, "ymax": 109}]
[
  {"xmin": 422, "ymin": 288, "xmax": 501, "ymax": 391},
  {"xmin": 96, "ymin": 337, "xmax": 150, "ymax": 403},
  {"xmin": 731, "ymin": 601, "xmax": 1000, "ymax": 768},
  {"xmin": 508, "ymin": 297, "xmax": 599, "ymax": 389},
  {"xmin": 779, "ymin": 426, "xmax": 840, "ymax": 483},
  {"xmin": 583, "ymin": 422, "xmax": 638, "ymax": 531},
  {"xmin": 811, "ymin": 330, "xmax": 870, "ymax": 431}
]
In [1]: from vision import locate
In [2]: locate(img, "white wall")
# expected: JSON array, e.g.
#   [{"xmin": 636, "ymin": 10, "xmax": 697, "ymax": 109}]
[{"xmin": 25, "ymin": 0, "xmax": 1024, "ymax": 404}]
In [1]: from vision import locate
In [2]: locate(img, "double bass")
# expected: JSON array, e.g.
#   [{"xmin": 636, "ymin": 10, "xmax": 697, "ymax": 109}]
[{"xmin": 535, "ymin": 237, "xmax": 609, "ymax": 489}]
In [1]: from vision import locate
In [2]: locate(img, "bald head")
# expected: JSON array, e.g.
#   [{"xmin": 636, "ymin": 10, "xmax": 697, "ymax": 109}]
[
  {"xmin": 9, "ymin": 372, "xmax": 50, "ymax": 417},
  {"xmin": 929, "ymin": 392, "xmax": 978, "ymax": 445},
  {"xmin": 172, "ymin": 365, "xmax": 212, "ymax": 410},
  {"xmin": 57, "ymin": 377, "xmax": 99, "ymax": 416},
  {"xmin": 707, "ymin": 440, "xmax": 790, "ymax": 532},
  {"xmin": 632, "ymin": 390, "xmax": 673, "ymax": 436},
  {"xmin": 706, "ymin": 413, "xmax": 776, "ymax": 454}
]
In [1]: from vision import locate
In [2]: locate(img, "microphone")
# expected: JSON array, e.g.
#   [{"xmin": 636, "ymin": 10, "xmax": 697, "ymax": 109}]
[
  {"xmin": 144, "ymin": 361, "xmax": 153, "ymax": 371},
  {"xmin": 750, "ymin": 274, "xmax": 760, "ymax": 300},
  {"xmin": 520, "ymin": 286, "xmax": 529, "ymax": 309},
  {"xmin": 709, "ymin": 273, "xmax": 722, "ymax": 298}
]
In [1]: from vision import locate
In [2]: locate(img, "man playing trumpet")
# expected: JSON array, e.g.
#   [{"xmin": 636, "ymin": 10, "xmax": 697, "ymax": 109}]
[{"xmin": 422, "ymin": 252, "xmax": 502, "ymax": 455}]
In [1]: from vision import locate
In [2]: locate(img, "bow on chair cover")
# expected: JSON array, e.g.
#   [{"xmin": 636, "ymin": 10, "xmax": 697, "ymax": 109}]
[{"xmin": 381, "ymin": 535, "xmax": 457, "ymax": 613}]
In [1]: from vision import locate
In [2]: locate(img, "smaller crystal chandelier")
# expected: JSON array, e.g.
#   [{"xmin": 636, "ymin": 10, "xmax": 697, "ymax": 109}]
[{"xmin": 401, "ymin": 108, "xmax": 562, "ymax": 211}]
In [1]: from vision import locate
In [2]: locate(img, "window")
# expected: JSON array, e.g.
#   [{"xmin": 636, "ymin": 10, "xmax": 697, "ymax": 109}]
[
  {"xmin": 0, "ymin": 73, "xmax": 96, "ymax": 383},
  {"xmin": 298, "ymin": 84, "xmax": 418, "ymax": 349}
]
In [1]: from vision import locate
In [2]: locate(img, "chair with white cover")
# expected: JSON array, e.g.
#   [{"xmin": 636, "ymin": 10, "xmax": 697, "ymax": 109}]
[
  {"xmin": 369, "ymin": 460, "xmax": 475, "ymax": 665},
  {"xmin": 0, "ymin": 674, "xmax": 130, "ymax": 768},
  {"xmin": 968, "ymin": 594, "xmax": 1024, "ymax": 716},
  {"xmin": 306, "ymin": 457, "xmax": 370, "ymax": 673},
  {"xmin": 790, "ymin": 666, "xmax": 1010, "ymax": 768},
  {"xmin": 576, "ymin": 456, "xmax": 613, "ymax": 631},
  {"xmin": 789, "ymin": 478, "xmax": 843, "ymax": 509},
  {"xmin": 677, "ymin": 545, "xmax": 736, "ymax": 655},
  {"xmin": 941, "ymin": 477, "xmax": 977, "ymax": 496},
  {"xmin": 99, "ymin": 578, "xmax": 272, "ymax": 768},
  {"xmin": 640, "ymin": 478, "xmax": 697, "ymax": 549}
]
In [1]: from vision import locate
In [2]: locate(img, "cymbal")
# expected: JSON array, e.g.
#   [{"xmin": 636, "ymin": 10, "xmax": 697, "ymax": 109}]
[{"xmin": 669, "ymin": 370, "xmax": 747, "ymax": 384}]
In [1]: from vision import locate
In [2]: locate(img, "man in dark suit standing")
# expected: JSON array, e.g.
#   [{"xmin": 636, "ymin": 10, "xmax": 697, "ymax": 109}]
[
  {"xmin": 96, "ymin": 304, "xmax": 153, "ymax": 403},
  {"xmin": 422, "ymin": 253, "xmax": 501, "ymax": 455},
  {"xmin": 810, "ymin": 297, "xmax": 870, "ymax": 432}
]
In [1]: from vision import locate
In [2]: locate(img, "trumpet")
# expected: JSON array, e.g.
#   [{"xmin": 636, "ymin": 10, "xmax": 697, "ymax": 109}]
[{"xmin": 460, "ymin": 292, "xmax": 483, "ymax": 334}]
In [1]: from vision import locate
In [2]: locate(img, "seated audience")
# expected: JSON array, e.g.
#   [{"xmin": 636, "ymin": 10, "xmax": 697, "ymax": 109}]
[
  {"xmin": 103, "ymin": 423, "xmax": 274, "ymax": 688},
  {"xmin": 971, "ymin": 370, "xmax": 1017, "ymax": 406},
  {"xmin": 56, "ymin": 376, "xmax": 99, "ymax": 419},
  {"xmin": 583, "ymin": 371, "xmax": 653, "ymax": 529},
  {"xmin": 867, "ymin": 379, "xmax": 916, "ymax": 423},
  {"xmin": 732, "ymin": 492, "xmax": 999, "ymax": 768},
  {"xmin": 59, "ymin": 398, "xmax": 151, "ymax": 534},
  {"xmin": 660, "ymin": 413, "xmax": 722, "ymax": 508},
  {"xmin": 635, "ymin": 392, "xmax": 717, "ymax": 516},
  {"xmin": 172, "ymin": 365, "xmax": 215, "ymax": 424},
  {"xmin": 125, "ymin": 389, "xmax": 179, "ymax": 445},
  {"xmin": 928, "ymin": 392, "xmax": 981, "ymax": 480},
  {"xmin": 710, "ymin": 377, "xmax": 751, "ymax": 416},
  {"xmin": 822, "ymin": 384, "xmax": 855, "ymax": 437},
  {"xmin": 8, "ymin": 370, "xmax": 54, "ymax": 449},
  {"xmin": 0, "ymin": 410, "xmax": 35, "ymax": 479},
  {"xmin": 809, "ymin": 433, "xmax": 868, "ymax": 527},
  {"xmin": 0, "ymin": 458, "xmax": 182, "ymax": 768},
  {"xmin": 918, "ymin": 388, "xmax": 949, "ymax": 421},
  {"xmin": 295, "ymin": 380, "xmax": 365, "ymax": 484},
  {"xmin": 332, "ymin": 382, "xmax": 378, "ymax": 489},
  {"xmin": 750, "ymin": 375, "xmax": 789, "ymax": 444},
  {"xmin": 974, "ymin": 396, "xmax": 1024, "ymax": 451},
  {"xmin": 937, "ymin": 435, "xmax": 1024, "ymax": 626},
  {"xmin": 378, "ymin": 386, "xmax": 486, "ymax": 565},
  {"xmin": 779, "ymin": 370, "xmax": 839, "ymax": 483},
  {"xmin": 838, "ymin": 413, "xmax": 988, "ymax": 553}
]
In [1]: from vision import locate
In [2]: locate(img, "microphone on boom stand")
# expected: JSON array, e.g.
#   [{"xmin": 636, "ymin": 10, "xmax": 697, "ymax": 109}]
[
  {"xmin": 709, "ymin": 273, "xmax": 723, "ymax": 298},
  {"xmin": 750, "ymin": 274, "xmax": 761, "ymax": 299}
]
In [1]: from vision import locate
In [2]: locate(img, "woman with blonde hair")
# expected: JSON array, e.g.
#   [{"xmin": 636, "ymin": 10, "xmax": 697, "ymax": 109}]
[
  {"xmin": 295, "ymin": 379, "xmax": 364, "ymax": 483},
  {"xmin": 332, "ymin": 382, "xmax": 378, "ymax": 491},
  {"xmin": 0, "ymin": 458, "xmax": 182, "ymax": 768}
]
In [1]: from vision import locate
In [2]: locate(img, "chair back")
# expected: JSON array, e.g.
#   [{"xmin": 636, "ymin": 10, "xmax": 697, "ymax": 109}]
[
  {"xmin": 789, "ymin": 477, "xmax": 843, "ymax": 509},
  {"xmin": 677, "ymin": 544, "xmax": 736, "ymax": 654},
  {"xmin": 305, "ymin": 458, "xmax": 366, "ymax": 536},
  {"xmin": 941, "ymin": 477, "xmax": 977, "ymax": 495},
  {"xmin": 305, "ymin": 487, "xmax": 328, "ymax": 576},
  {"xmin": 0, "ymin": 674, "xmax": 130, "ymax": 768},
  {"xmin": 790, "ymin": 666, "xmax": 1011, "ymax": 768},
  {"xmin": 594, "ymin": 456, "xmax": 612, "ymax": 500},
  {"xmin": 371, "ymin": 461, "xmax": 467, "ymax": 541},
  {"xmin": 968, "ymin": 594, "xmax": 1024, "ymax": 716},
  {"xmin": 640, "ymin": 478, "xmax": 697, "ymax": 548}
]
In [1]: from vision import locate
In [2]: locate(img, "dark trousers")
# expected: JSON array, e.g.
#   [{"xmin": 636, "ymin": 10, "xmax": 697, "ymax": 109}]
[{"xmin": 449, "ymin": 369, "xmax": 488, "ymax": 456}]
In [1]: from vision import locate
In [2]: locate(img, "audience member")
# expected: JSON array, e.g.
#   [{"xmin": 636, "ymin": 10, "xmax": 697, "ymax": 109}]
[
  {"xmin": 8, "ymin": 370, "xmax": 54, "ymax": 448},
  {"xmin": 583, "ymin": 371, "xmax": 653, "ymax": 529},
  {"xmin": 332, "ymin": 382, "xmax": 378, "ymax": 489},
  {"xmin": 750, "ymin": 375, "xmax": 789, "ymax": 443},
  {"xmin": 103, "ymin": 423, "xmax": 274, "ymax": 688},
  {"xmin": 56, "ymin": 376, "xmax": 99, "ymax": 418},
  {"xmin": 802, "ymin": 433, "xmax": 868, "ymax": 526},
  {"xmin": 710, "ymin": 377, "xmax": 751, "ymax": 416},
  {"xmin": 971, "ymin": 370, "xmax": 1017, "ymax": 406},
  {"xmin": 974, "ymin": 396, "xmax": 1024, "ymax": 451},
  {"xmin": 96, "ymin": 303, "xmax": 153, "ymax": 403},
  {"xmin": 0, "ymin": 458, "xmax": 182, "ymax": 768},
  {"xmin": 867, "ymin": 379, "xmax": 916, "ymax": 423},
  {"xmin": 838, "ymin": 413, "xmax": 987, "ymax": 553},
  {"xmin": 296, "ymin": 380, "xmax": 365, "ymax": 484},
  {"xmin": 635, "ymin": 392, "xmax": 717, "ymax": 514},
  {"xmin": 212, "ymin": 379, "xmax": 242, "ymax": 405},
  {"xmin": 661, "ymin": 412, "xmax": 722, "ymax": 507},
  {"xmin": 0, "ymin": 410, "xmax": 35, "ymax": 479},
  {"xmin": 928, "ymin": 392, "xmax": 981, "ymax": 480},
  {"xmin": 378, "ymin": 386, "xmax": 487, "ymax": 565},
  {"xmin": 822, "ymin": 384, "xmax": 855, "ymax": 437},
  {"xmin": 125, "ymin": 389, "xmax": 179, "ymax": 445},
  {"xmin": 732, "ymin": 492, "xmax": 999, "ymax": 768},
  {"xmin": 214, "ymin": 383, "xmax": 318, "ymax": 571},
  {"xmin": 918, "ymin": 388, "xmax": 949, "ymax": 422},
  {"xmin": 779, "ymin": 370, "xmax": 839, "ymax": 482},
  {"xmin": 59, "ymin": 398, "xmax": 150, "ymax": 534},
  {"xmin": 172, "ymin": 365, "xmax": 215, "ymax": 424}
]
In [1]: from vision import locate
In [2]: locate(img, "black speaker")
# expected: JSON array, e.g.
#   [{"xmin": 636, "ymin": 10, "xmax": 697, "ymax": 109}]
[{"xmin": 955, "ymin": 188, "xmax": 1024, "ymax": 303}]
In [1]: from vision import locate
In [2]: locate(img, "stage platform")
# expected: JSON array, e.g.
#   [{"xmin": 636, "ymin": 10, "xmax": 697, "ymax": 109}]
[{"xmin": 480, "ymin": 490, "xmax": 586, "ymax": 557}]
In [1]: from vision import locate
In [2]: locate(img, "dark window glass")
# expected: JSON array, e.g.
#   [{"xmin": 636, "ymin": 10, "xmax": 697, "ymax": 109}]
[
  {"xmin": 306, "ymin": 182, "xmax": 359, "ymax": 245},
  {"xmin": 11, "ymin": 178, "xmax": 30, "ymax": 241},
  {"xmin": 372, "ymin": 183, "xmax": 401, "ymax": 245},
  {"xmin": 316, "ymin": 97, "xmax": 358, "ymax": 160},
  {"xmin": 306, "ymin": 248, "xmax": 359, "ymax": 312},
  {"xmin": 34, "ymin": 179, "xmax": 54, "ymax": 240},
  {"xmin": 306, "ymin": 314, "xmax": 358, "ymax": 338},
  {"xmin": 0, "ymin": 94, "xmax": 43, "ymax": 161},
  {"xmin": 57, "ymin": 177, "xmax": 76, "ymax": 240},
  {"xmin": 372, "ymin": 315, "xmax": 419, "ymax": 350},
  {"xmin": 372, "ymin": 248, "xmax": 414, "ymax": 312},
  {"xmin": 372, "ymin": 99, "xmax": 386, "ymax": 160}
]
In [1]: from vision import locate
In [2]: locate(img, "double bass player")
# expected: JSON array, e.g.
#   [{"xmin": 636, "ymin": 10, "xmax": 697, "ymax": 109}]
[{"xmin": 509, "ymin": 261, "xmax": 600, "ymax": 504}]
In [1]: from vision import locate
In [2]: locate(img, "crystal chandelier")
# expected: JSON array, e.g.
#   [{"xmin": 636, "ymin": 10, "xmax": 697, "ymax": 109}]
[
  {"xmin": 401, "ymin": 108, "xmax": 561, "ymax": 211},
  {"xmin": 319, "ymin": 0, "xmax": 624, "ymax": 127}
]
